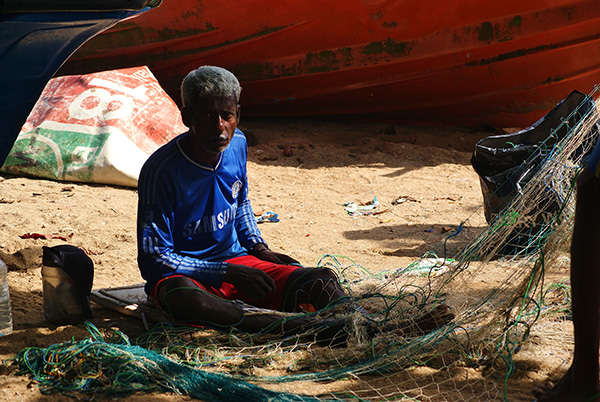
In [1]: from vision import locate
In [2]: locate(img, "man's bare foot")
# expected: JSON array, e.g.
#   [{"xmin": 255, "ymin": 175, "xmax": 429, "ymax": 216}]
[
  {"xmin": 406, "ymin": 303, "xmax": 455, "ymax": 335},
  {"xmin": 313, "ymin": 318, "xmax": 349, "ymax": 348},
  {"xmin": 533, "ymin": 369, "xmax": 600, "ymax": 402},
  {"xmin": 375, "ymin": 304, "xmax": 454, "ymax": 337},
  {"xmin": 533, "ymin": 381, "xmax": 556, "ymax": 401}
]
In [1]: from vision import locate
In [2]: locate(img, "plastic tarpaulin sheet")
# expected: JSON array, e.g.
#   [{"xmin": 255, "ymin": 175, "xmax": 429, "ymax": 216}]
[{"xmin": 1, "ymin": 66, "xmax": 185, "ymax": 187}]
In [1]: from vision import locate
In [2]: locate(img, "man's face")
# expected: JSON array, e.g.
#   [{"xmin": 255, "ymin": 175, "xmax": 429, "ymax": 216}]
[{"xmin": 182, "ymin": 94, "xmax": 239, "ymax": 157}]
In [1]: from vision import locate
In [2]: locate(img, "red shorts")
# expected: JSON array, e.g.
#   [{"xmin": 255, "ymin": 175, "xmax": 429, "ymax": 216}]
[{"xmin": 151, "ymin": 255, "xmax": 300, "ymax": 311}]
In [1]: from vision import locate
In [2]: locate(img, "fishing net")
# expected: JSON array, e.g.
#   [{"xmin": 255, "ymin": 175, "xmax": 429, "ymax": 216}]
[{"xmin": 13, "ymin": 86, "xmax": 600, "ymax": 401}]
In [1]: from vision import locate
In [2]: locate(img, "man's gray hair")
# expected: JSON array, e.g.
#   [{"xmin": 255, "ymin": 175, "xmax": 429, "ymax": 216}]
[{"xmin": 180, "ymin": 66, "xmax": 241, "ymax": 107}]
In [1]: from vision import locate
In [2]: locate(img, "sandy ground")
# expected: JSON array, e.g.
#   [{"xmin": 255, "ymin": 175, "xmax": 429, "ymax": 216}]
[{"xmin": 0, "ymin": 118, "xmax": 574, "ymax": 401}]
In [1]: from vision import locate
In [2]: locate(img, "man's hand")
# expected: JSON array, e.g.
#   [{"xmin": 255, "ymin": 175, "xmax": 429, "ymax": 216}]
[
  {"xmin": 250, "ymin": 243, "xmax": 299, "ymax": 265},
  {"xmin": 224, "ymin": 264, "xmax": 276, "ymax": 300}
]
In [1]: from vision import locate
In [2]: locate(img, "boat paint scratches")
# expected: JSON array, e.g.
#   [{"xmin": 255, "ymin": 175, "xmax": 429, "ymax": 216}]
[
  {"xmin": 452, "ymin": 14, "xmax": 522, "ymax": 46},
  {"xmin": 382, "ymin": 20, "xmax": 399, "ymax": 29},
  {"xmin": 560, "ymin": 6, "xmax": 577, "ymax": 20},
  {"xmin": 148, "ymin": 22, "xmax": 218, "ymax": 42},
  {"xmin": 508, "ymin": 15, "xmax": 522, "ymax": 29},
  {"xmin": 362, "ymin": 38, "xmax": 415, "ymax": 57},
  {"xmin": 371, "ymin": 10, "xmax": 400, "ymax": 29},
  {"xmin": 476, "ymin": 16, "xmax": 522, "ymax": 43},
  {"xmin": 234, "ymin": 38, "xmax": 417, "ymax": 81},
  {"xmin": 70, "ymin": 21, "xmax": 219, "ymax": 54},
  {"xmin": 370, "ymin": 11, "xmax": 384, "ymax": 20},
  {"xmin": 306, "ymin": 48, "xmax": 355, "ymax": 73},
  {"xmin": 466, "ymin": 44, "xmax": 558, "ymax": 67},
  {"xmin": 231, "ymin": 62, "xmax": 277, "ymax": 81},
  {"xmin": 149, "ymin": 25, "xmax": 294, "ymax": 64},
  {"xmin": 150, "ymin": 23, "xmax": 290, "ymax": 53},
  {"xmin": 233, "ymin": 47, "xmax": 355, "ymax": 79},
  {"xmin": 211, "ymin": 25, "xmax": 291, "ymax": 50},
  {"xmin": 477, "ymin": 22, "xmax": 494, "ymax": 42},
  {"xmin": 543, "ymin": 75, "xmax": 565, "ymax": 85},
  {"xmin": 305, "ymin": 50, "xmax": 336, "ymax": 72}
]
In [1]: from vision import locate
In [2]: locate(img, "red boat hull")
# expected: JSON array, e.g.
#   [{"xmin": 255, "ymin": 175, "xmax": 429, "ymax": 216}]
[{"xmin": 59, "ymin": 0, "xmax": 600, "ymax": 127}]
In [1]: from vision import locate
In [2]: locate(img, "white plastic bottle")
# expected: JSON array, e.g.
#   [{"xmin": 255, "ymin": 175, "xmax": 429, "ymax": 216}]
[{"xmin": 0, "ymin": 259, "xmax": 13, "ymax": 336}]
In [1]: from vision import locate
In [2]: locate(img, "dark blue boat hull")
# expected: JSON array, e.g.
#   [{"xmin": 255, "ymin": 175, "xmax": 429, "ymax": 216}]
[{"xmin": 0, "ymin": 8, "xmax": 148, "ymax": 167}]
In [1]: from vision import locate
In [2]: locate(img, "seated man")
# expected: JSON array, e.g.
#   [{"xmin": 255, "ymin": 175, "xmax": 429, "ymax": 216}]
[
  {"xmin": 137, "ymin": 65, "xmax": 351, "ymax": 342},
  {"xmin": 137, "ymin": 65, "xmax": 453, "ymax": 344}
]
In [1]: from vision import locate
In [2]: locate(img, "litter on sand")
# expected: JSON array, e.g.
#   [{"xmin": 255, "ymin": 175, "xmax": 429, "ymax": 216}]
[
  {"xmin": 391, "ymin": 195, "xmax": 419, "ymax": 205},
  {"xmin": 344, "ymin": 196, "xmax": 389, "ymax": 216},
  {"xmin": 20, "ymin": 232, "xmax": 73, "ymax": 241},
  {"xmin": 256, "ymin": 211, "xmax": 280, "ymax": 223}
]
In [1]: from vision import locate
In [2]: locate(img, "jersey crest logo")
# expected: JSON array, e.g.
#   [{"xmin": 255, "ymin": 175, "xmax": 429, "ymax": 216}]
[{"xmin": 231, "ymin": 180, "xmax": 242, "ymax": 199}]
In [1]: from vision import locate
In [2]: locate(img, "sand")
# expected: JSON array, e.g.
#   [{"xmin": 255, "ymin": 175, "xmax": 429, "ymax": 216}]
[{"xmin": 0, "ymin": 118, "xmax": 573, "ymax": 401}]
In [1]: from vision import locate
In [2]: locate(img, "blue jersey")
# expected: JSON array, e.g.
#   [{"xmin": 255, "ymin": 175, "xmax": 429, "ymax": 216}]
[{"xmin": 137, "ymin": 129, "xmax": 266, "ymax": 294}]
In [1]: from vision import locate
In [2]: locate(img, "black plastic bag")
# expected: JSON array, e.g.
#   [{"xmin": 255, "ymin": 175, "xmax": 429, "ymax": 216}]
[{"xmin": 471, "ymin": 90, "xmax": 598, "ymax": 255}]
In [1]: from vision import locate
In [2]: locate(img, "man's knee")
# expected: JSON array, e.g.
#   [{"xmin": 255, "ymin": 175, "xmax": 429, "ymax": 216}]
[
  {"xmin": 301, "ymin": 267, "xmax": 340, "ymax": 283},
  {"xmin": 287, "ymin": 268, "xmax": 344, "ymax": 299},
  {"xmin": 157, "ymin": 276, "xmax": 198, "ymax": 304}
]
